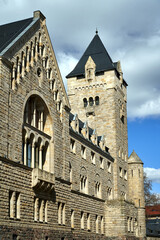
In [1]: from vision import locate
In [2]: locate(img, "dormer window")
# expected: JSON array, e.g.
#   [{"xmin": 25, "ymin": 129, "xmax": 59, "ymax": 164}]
[{"xmin": 85, "ymin": 56, "xmax": 96, "ymax": 81}]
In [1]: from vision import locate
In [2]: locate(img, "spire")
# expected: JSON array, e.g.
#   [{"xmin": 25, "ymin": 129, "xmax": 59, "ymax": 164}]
[{"xmin": 66, "ymin": 34, "xmax": 115, "ymax": 78}]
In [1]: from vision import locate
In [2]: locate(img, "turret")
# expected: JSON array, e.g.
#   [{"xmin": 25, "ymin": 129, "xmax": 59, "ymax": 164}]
[{"xmin": 128, "ymin": 150, "xmax": 146, "ymax": 237}]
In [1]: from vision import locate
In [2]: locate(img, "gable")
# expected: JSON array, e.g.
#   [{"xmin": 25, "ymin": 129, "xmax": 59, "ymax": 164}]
[{"xmin": 0, "ymin": 11, "xmax": 70, "ymax": 109}]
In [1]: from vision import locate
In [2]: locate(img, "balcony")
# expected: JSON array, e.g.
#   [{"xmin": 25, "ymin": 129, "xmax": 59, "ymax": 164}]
[{"xmin": 32, "ymin": 168, "xmax": 55, "ymax": 192}]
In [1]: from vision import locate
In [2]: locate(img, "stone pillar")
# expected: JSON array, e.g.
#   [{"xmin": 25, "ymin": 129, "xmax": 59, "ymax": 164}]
[{"xmin": 39, "ymin": 146, "xmax": 43, "ymax": 169}]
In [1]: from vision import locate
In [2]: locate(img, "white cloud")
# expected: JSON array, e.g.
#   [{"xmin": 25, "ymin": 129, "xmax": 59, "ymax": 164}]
[
  {"xmin": 144, "ymin": 168, "xmax": 160, "ymax": 184},
  {"xmin": 0, "ymin": 0, "xmax": 160, "ymax": 119},
  {"xmin": 57, "ymin": 52, "xmax": 78, "ymax": 90}
]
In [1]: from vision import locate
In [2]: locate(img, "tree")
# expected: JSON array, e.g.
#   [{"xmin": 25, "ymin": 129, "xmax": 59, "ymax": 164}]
[{"xmin": 144, "ymin": 171, "xmax": 160, "ymax": 206}]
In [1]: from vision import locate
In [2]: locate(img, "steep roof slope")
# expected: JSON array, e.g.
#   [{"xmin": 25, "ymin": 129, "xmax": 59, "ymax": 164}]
[
  {"xmin": 66, "ymin": 33, "xmax": 116, "ymax": 78},
  {"xmin": 0, "ymin": 18, "xmax": 33, "ymax": 53}
]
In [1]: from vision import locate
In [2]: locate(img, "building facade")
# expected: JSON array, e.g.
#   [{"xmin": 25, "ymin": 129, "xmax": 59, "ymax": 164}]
[{"xmin": 0, "ymin": 11, "xmax": 145, "ymax": 240}]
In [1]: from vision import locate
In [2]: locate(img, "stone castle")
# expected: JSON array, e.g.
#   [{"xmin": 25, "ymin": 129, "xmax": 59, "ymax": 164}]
[{"xmin": 0, "ymin": 11, "xmax": 146, "ymax": 240}]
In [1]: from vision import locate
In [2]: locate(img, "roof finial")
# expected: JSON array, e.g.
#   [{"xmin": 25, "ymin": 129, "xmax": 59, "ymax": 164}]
[{"xmin": 96, "ymin": 28, "xmax": 98, "ymax": 35}]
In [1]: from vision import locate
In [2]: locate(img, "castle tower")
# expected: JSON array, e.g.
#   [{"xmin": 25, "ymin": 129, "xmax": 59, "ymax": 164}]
[
  {"xmin": 128, "ymin": 151, "xmax": 146, "ymax": 237},
  {"xmin": 67, "ymin": 33, "xmax": 128, "ymax": 198}
]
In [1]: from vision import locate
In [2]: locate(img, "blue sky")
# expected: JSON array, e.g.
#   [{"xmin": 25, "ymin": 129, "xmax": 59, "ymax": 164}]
[{"xmin": 0, "ymin": 0, "xmax": 160, "ymax": 193}]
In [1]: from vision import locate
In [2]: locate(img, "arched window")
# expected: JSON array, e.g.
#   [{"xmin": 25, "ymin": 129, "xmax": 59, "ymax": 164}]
[
  {"xmin": 89, "ymin": 97, "xmax": 94, "ymax": 106},
  {"xmin": 22, "ymin": 95, "xmax": 52, "ymax": 170},
  {"xmin": 83, "ymin": 98, "xmax": 87, "ymax": 107},
  {"xmin": 95, "ymin": 96, "xmax": 99, "ymax": 105}
]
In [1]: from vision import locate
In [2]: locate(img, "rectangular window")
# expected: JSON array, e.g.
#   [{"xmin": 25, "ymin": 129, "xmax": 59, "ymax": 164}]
[
  {"xmin": 101, "ymin": 216, "xmax": 104, "ymax": 234},
  {"xmin": 39, "ymin": 199, "xmax": 43, "ymax": 222},
  {"xmin": 91, "ymin": 151, "xmax": 95, "ymax": 164},
  {"xmin": 87, "ymin": 213, "xmax": 90, "ymax": 231},
  {"xmin": 119, "ymin": 167, "xmax": 122, "ymax": 178},
  {"xmin": 70, "ymin": 138, "xmax": 76, "ymax": 153},
  {"xmin": 58, "ymin": 202, "xmax": 62, "ymax": 224},
  {"xmin": 58, "ymin": 202, "xmax": 65, "ymax": 225},
  {"xmin": 100, "ymin": 157, "xmax": 104, "ymax": 169},
  {"xmin": 71, "ymin": 209, "xmax": 74, "ymax": 229},
  {"xmin": 81, "ymin": 145, "xmax": 86, "ymax": 159},
  {"xmin": 15, "ymin": 192, "xmax": 20, "ymax": 219},
  {"xmin": 95, "ymin": 182, "xmax": 101, "ymax": 198},
  {"xmin": 107, "ymin": 161, "xmax": 111, "ymax": 173},
  {"xmin": 81, "ymin": 211, "xmax": 84, "ymax": 229},
  {"xmin": 44, "ymin": 200, "xmax": 48, "ymax": 223},
  {"xmin": 96, "ymin": 215, "xmax": 99, "ymax": 233},
  {"xmin": 34, "ymin": 197, "xmax": 38, "ymax": 221},
  {"xmin": 62, "ymin": 203, "xmax": 65, "ymax": 225},
  {"xmin": 9, "ymin": 191, "xmax": 20, "ymax": 219},
  {"xmin": 9, "ymin": 191, "xmax": 14, "ymax": 218},
  {"xmin": 124, "ymin": 170, "xmax": 127, "ymax": 180}
]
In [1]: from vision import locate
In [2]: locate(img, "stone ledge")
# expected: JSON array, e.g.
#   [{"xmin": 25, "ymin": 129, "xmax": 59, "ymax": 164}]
[{"xmin": 32, "ymin": 168, "xmax": 55, "ymax": 192}]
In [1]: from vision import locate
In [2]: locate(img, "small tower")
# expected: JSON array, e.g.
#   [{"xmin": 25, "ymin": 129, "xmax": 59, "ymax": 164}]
[
  {"xmin": 67, "ymin": 33, "xmax": 128, "ymax": 198},
  {"xmin": 128, "ymin": 150, "xmax": 146, "ymax": 237}
]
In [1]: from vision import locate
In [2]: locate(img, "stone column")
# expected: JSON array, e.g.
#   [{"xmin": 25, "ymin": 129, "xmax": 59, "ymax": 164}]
[
  {"xmin": 31, "ymin": 142, "xmax": 35, "ymax": 168},
  {"xmin": 39, "ymin": 146, "xmax": 43, "ymax": 169}
]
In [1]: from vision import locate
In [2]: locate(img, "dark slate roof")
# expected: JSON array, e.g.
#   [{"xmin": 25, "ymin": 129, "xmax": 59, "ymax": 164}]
[
  {"xmin": 0, "ymin": 17, "xmax": 33, "ymax": 53},
  {"xmin": 69, "ymin": 112, "xmax": 109, "ymax": 153},
  {"xmin": 66, "ymin": 34, "xmax": 116, "ymax": 78}
]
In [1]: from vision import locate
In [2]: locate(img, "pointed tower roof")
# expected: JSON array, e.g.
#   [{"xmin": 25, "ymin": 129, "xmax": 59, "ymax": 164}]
[
  {"xmin": 128, "ymin": 150, "xmax": 143, "ymax": 164},
  {"xmin": 66, "ymin": 33, "xmax": 116, "ymax": 78}
]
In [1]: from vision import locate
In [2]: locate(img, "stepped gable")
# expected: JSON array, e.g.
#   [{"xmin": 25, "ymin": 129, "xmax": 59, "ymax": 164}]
[
  {"xmin": 0, "ymin": 17, "xmax": 33, "ymax": 53},
  {"xmin": 128, "ymin": 150, "xmax": 143, "ymax": 164},
  {"xmin": 66, "ymin": 33, "xmax": 116, "ymax": 78}
]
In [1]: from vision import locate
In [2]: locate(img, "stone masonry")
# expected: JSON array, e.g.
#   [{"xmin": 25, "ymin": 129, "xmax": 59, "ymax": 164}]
[{"xmin": 0, "ymin": 10, "xmax": 146, "ymax": 240}]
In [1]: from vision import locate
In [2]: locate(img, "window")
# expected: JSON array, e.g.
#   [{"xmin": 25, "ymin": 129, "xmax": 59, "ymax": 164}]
[
  {"xmin": 107, "ymin": 188, "xmax": 112, "ymax": 200},
  {"xmin": 131, "ymin": 218, "xmax": 133, "ymax": 232},
  {"xmin": 100, "ymin": 157, "xmax": 104, "ymax": 169},
  {"xmin": 80, "ymin": 176, "xmax": 88, "ymax": 194},
  {"xmin": 13, "ymin": 235, "xmax": 18, "ymax": 240},
  {"xmin": 71, "ymin": 210, "xmax": 74, "ymax": 229},
  {"xmin": 131, "ymin": 169, "xmax": 133, "ymax": 177},
  {"xmin": 89, "ymin": 97, "xmax": 94, "ymax": 106},
  {"xmin": 70, "ymin": 138, "xmax": 75, "ymax": 153},
  {"xmin": 81, "ymin": 211, "xmax": 84, "ymax": 229},
  {"xmin": 95, "ymin": 182, "xmax": 101, "ymax": 198},
  {"xmin": 91, "ymin": 151, "xmax": 95, "ymax": 164},
  {"xmin": 87, "ymin": 213, "xmax": 90, "ymax": 231},
  {"xmin": 69, "ymin": 162, "xmax": 72, "ymax": 185},
  {"xmin": 58, "ymin": 202, "xmax": 65, "ymax": 225},
  {"xmin": 81, "ymin": 145, "xmax": 86, "ymax": 159},
  {"xmin": 23, "ymin": 95, "xmax": 51, "ymax": 169},
  {"xmin": 119, "ymin": 167, "xmax": 122, "ymax": 178},
  {"xmin": 138, "ymin": 169, "xmax": 141, "ymax": 177},
  {"xmin": 101, "ymin": 216, "xmax": 104, "ymax": 234},
  {"xmin": 127, "ymin": 217, "xmax": 130, "ymax": 232},
  {"xmin": 124, "ymin": 170, "xmax": 127, "ymax": 180},
  {"xmin": 34, "ymin": 198, "xmax": 47, "ymax": 223},
  {"xmin": 9, "ymin": 191, "xmax": 20, "ymax": 219},
  {"xmin": 107, "ymin": 161, "xmax": 111, "ymax": 173},
  {"xmin": 83, "ymin": 98, "xmax": 87, "ymax": 107},
  {"xmin": 95, "ymin": 96, "xmax": 99, "ymax": 105},
  {"xmin": 9, "ymin": 191, "xmax": 14, "ymax": 218},
  {"xmin": 96, "ymin": 215, "xmax": 99, "ymax": 233},
  {"xmin": 15, "ymin": 192, "xmax": 20, "ymax": 219}
]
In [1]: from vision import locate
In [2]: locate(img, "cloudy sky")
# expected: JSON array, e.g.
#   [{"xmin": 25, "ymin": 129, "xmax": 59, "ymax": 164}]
[{"xmin": 0, "ymin": 0, "xmax": 160, "ymax": 193}]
